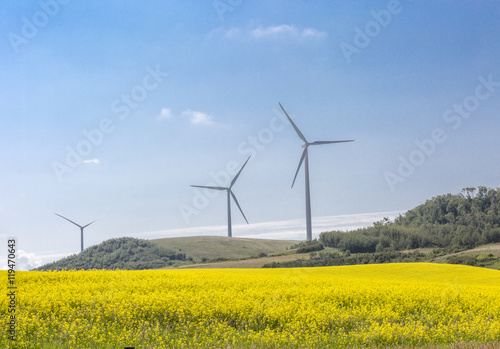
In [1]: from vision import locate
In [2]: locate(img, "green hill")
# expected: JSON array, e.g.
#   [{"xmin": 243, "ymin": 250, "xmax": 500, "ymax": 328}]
[
  {"xmin": 151, "ymin": 236, "xmax": 298, "ymax": 262},
  {"xmin": 320, "ymin": 186, "xmax": 500, "ymax": 253},
  {"xmin": 36, "ymin": 237, "xmax": 186, "ymax": 271}
]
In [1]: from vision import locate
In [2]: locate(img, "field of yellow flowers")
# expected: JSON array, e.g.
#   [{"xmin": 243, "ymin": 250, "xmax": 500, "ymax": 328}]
[{"xmin": 1, "ymin": 263, "xmax": 500, "ymax": 348}]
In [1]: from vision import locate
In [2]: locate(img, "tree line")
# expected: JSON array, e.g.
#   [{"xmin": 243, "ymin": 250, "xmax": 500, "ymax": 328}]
[
  {"xmin": 263, "ymin": 250, "xmax": 428, "ymax": 268},
  {"xmin": 319, "ymin": 187, "xmax": 500, "ymax": 253}
]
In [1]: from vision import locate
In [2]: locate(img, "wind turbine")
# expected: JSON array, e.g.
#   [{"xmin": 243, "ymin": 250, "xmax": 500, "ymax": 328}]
[
  {"xmin": 279, "ymin": 103, "xmax": 354, "ymax": 241},
  {"xmin": 191, "ymin": 156, "xmax": 250, "ymax": 237},
  {"xmin": 55, "ymin": 213, "xmax": 101, "ymax": 252}
]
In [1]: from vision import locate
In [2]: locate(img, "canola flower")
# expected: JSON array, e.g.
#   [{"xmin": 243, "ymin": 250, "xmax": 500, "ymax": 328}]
[{"xmin": 1, "ymin": 263, "xmax": 500, "ymax": 348}]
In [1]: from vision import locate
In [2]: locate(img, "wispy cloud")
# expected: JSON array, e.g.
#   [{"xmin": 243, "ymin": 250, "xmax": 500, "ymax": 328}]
[
  {"xmin": 210, "ymin": 24, "xmax": 327, "ymax": 42},
  {"xmin": 301, "ymin": 28, "xmax": 328, "ymax": 39},
  {"xmin": 83, "ymin": 159, "xmax": 99, "ymax": 164},
  {"xmin": 223, "ymin": 27, "xmax": 241, "ymax": 39},
  {"xmin": 251, "ymin": 24, "xmax": 296, "ymax": 38},
  {"xmin": 157, "ymin": 107, "xmax": 172, "ymax": 121},
  {"xmin": 182, "ymin": 110, "xmax": 214, "ymax": 126},
  {"xmin": 155, "ymin": 107, "xmax": 216, "ymax": 126},
  {"xmin": 251, "ymin": 25, "xmax": 326, "ymax": 40},
  {"xmin": 135, "ymin": 211, "xmax": 403, "ymax": 241}
]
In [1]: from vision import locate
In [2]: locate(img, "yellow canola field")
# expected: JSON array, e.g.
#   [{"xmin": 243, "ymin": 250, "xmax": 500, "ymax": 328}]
[{"xmin": 2, "ymin": 263, "xmax": 500, "ymax": 348}]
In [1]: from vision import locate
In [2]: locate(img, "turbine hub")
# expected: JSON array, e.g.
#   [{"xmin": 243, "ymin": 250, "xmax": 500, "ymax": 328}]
[{"xmin": 301, "ymin": 143, "xmax": 308, "ymax": 148}]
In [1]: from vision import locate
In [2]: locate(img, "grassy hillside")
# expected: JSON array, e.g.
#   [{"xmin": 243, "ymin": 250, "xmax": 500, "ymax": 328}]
[
  {"xmin": 436, "ymin": 242, "xmax": 500, "ymax": 269},
  {"xmin": 36, "ymin": 237, "xmax": 186, "ymax": 271},
  {"xmin": 152, "ymin": 236, "xmax": 298, "ymax": 262}
]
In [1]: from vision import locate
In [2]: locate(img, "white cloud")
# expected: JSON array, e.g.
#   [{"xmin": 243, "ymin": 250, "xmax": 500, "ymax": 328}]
[
  {"xmin": 83, "ymin": 159, "xmax": 99, "ymax": 164},
  {"xmin": 251, "ymin": 25, "xmax": 327, "ymax": 40},
  {"xmin": 18, "ymin": 250, "xmax": 43, "ymax": 270},
  {"xmin": 0, "ymin": 249, "xmax": 75, "ymax": 271},
  {"xmin": 157, "ymin": 107, "xmax": 173, "ymax": 121},
  {"xmin": 154, "ymin": 107, "xmax": 215, "ymax": 126},
  {"xmin": 209, "ymin": 25, "xmax": 327, "ymax": 43},
  {"xmin": 0, "ymin": 249, "xmax": 43, "ymax": 271},
  {"xmin": 252, "ymin": 24, "xmax": 297, "ymax": 38},
  {"xmin": 224, "ymin": 27, "xmax": 241, "ymax": 39},
  {"xmin": 182, "ymin": 110, "xmax": 214, "ymax": 126},
  {"xmin": 301, "ymin": 28, "xmax": 327, "ymax": 39}
]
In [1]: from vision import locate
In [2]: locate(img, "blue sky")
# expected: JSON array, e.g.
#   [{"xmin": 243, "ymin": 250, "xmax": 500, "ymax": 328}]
[{"xmin": 1, "ymin": 0, "xmax": 500, "ymax": 269}]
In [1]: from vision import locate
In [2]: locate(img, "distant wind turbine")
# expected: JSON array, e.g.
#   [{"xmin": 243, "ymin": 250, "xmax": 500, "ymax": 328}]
[
  {"xmin": 54, "ymin": 213, "xmax": 101, "ymax": 252},
  {"xmin": 191, "ymin": 156, "xmax": 250, "ymax": 237},
  {"xmin": 279, "ymin": 103, "xmax": 354, "ymax": 241}
]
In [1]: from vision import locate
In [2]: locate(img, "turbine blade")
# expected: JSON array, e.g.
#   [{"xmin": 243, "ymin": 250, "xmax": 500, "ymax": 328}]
[
  {"xmin": 310, "ymin": 140, "xmax": 354, "ymax": 145},
  {"xmin": 82, "ymin": 216, "xmax": 103, "ymax": 229},
  {"xmin": 230, "ymin": 156, "xmax": 251, "ymax": 188},
  {"xmin": 292, "ymin": 148, "xmax": 307, "ymax": 188},
  {"xmin": 279, "ymin": 103, "xmax": 307, "ymax": 143},
  {"xmin": 230, "ymin": 191, "xmax": 249, "ymax": 224},
  {"xmin": 191, "ymin": 185, "xmax": 227, "ymax": 191},
  {"xmin": 55, "ymin": 213, "xmax": 82, "ymax": 229}
]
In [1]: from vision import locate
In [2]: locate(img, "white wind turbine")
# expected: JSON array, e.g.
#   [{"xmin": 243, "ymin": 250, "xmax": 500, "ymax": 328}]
[
  {"xmin": 279, "ymin": 103, "xmax": 354, "ymax": 241},
  {"xmin": 55, "ymin": 213, "xmax": 101, "ymax": 252},
  {"xmin": 191, "ymin": 156, "xmax": 250, "ymax": 237}
]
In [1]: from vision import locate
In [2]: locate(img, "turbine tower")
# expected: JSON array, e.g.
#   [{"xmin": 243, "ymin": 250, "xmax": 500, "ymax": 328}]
[
  {"xmin": 191, "ymin": 156, "xmax": 250, "ymax": 237},
  {"xmin": 279, "ymin": 103, "xmax": 354, "ymax": 241},
  {"xmin": 55, "ymin": 213, "xmax": 101, "ymax": 252}
]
